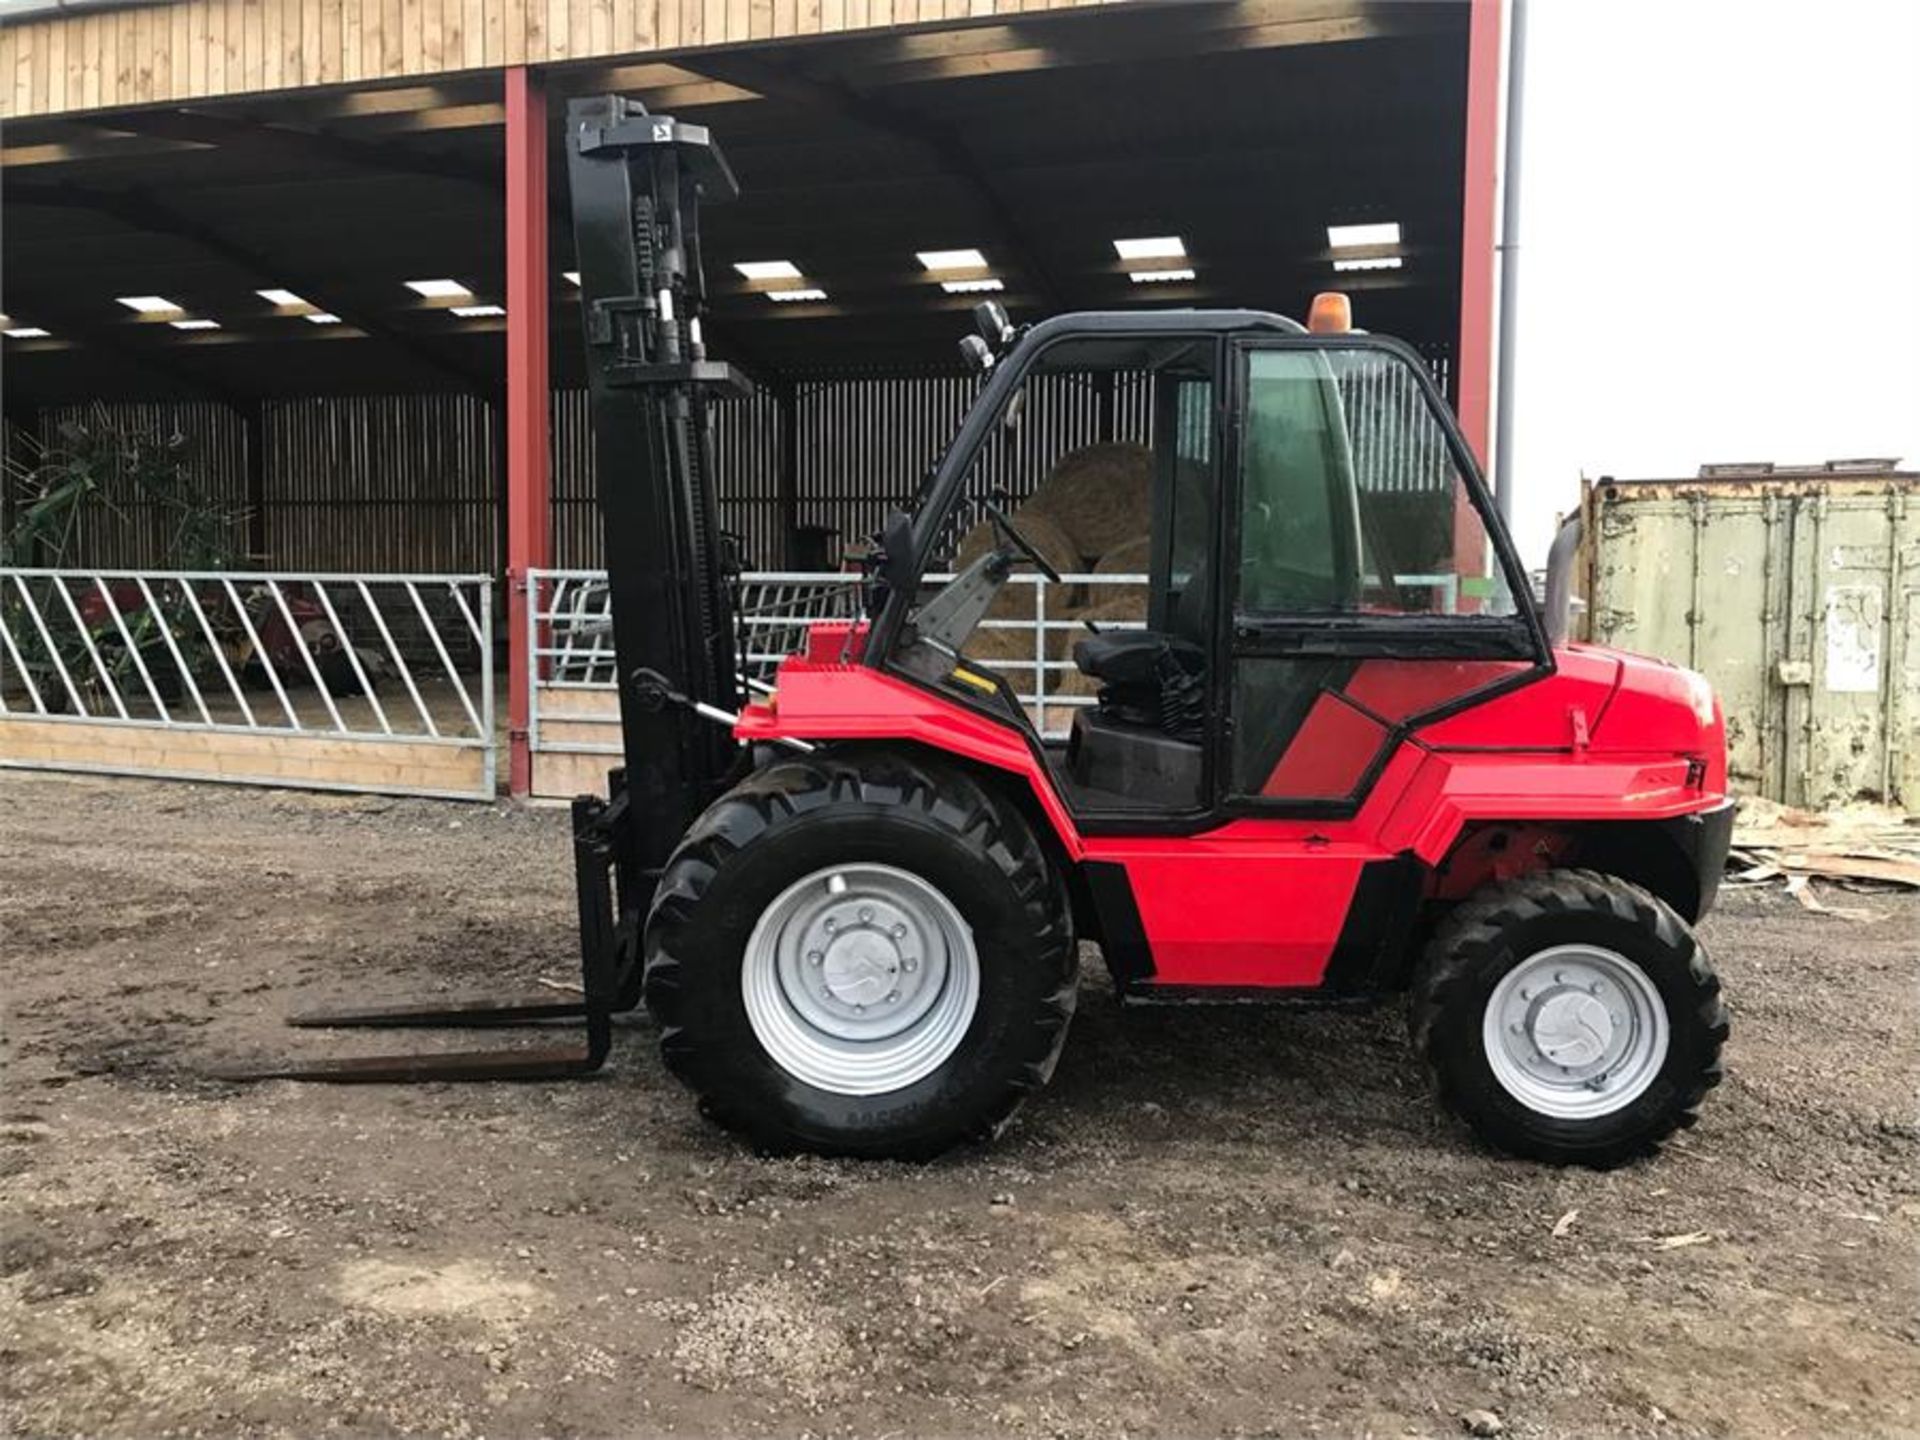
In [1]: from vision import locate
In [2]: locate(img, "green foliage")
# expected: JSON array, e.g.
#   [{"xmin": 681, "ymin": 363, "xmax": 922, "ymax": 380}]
[
  {"xmin": 2, "ymin": 406, "xmax": 244, "ymax": 571},
  {"xmin": 2, "ymin": 409, "xmax": 247, "ymax": 713}
]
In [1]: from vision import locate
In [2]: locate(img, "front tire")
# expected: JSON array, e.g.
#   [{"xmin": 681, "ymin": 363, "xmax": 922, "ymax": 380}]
[
  {"xmin": 644, "ymin": 750, "xmax": 1077, "ymax": 1158},
  {"xmin": 1411, "ymin": 869, "xmax": 1728, "ymax": 1168}
]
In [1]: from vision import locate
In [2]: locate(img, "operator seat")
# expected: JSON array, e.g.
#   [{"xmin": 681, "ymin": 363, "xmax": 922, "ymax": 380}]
[
  {"xmin": 1062, "ymin": 569, "xmax": 1210, "ymax": 809},
  {"xmin": 1070, "ymin": 557, "xmax": 1211, "ymax": 724}
]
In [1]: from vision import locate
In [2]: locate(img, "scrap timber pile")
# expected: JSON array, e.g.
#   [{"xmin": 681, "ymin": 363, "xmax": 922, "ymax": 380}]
[{"xmin": 1727, "ymin": 799, "xmax": 1920, "ymax": 919}]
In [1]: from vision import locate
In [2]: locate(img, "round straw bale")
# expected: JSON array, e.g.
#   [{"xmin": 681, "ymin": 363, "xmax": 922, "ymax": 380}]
[
  {"xmin": 1025, "ymin": 443, "xmax": 1152, "ymax": 561},
  {"xmin": 1084, "ymin": 536, "xmax": 1153, "ymax": 612},
  {"xmin": 951, "ymin": 508, "xmax": 1084, "ymax": 615},
  {"xmin": 965, "ymin": 615, "xmax": 1076, "ymax": 668},
  {"xmin": 1070, "ymin": 594, "xmax": 1155, "ymax": 633}
]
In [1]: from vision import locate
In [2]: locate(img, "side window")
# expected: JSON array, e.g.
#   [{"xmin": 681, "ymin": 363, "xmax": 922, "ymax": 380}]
[
  {"xmin": 1239, "ymin": 351, "xmax": 1355, "ymax": 612},
  {"xmin": 1228, "ymin": 344, "xmax": 1532, "ymax": 804},
  {"xmin": 906, "ymin": 335, "xmax": 1218, "ymax": 739},
  {"xmin": 1237, "ymin": 347, "xmax": 1517, "ymax": 618},
  {"xmin": 1153, "ymin": 375, "xmax": 1216, "ymax": 633}
]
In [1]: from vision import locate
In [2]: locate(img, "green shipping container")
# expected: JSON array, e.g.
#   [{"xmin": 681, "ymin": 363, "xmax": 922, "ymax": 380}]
[{"xmin": 1579, "ymin": 463, "xmax": 1918, "ymax": 813}]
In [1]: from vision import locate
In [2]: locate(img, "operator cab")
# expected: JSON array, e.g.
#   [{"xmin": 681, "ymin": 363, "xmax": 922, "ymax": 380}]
[{"xmin": 870, "ymin": 304, "xmax": 1543, "ymax": 826}]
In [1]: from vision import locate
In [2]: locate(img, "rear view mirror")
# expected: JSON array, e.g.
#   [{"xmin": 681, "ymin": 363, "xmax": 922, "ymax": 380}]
[
  {"xmin": 973, "ymin": 300, "xmax": 1013, "ymax": 348},
  {"xmin": 958, "ymin": 334, "xmax": 995, "ymax": 373}
]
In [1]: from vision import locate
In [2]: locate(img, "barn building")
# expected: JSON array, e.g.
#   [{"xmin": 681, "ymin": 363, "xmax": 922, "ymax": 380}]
[{"xmin": 0, "ymin": 0, "xmax": 1511, "ymax": 797}]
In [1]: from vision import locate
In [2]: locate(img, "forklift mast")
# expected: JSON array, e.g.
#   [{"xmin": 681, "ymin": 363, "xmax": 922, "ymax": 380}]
[
  {"xmin": 564, "ymin": 94, "xmax": 750, "ymax": 881},
  {"xmin": 211, "ymin": 97, "xmax": 754, "ymax": 1085}
]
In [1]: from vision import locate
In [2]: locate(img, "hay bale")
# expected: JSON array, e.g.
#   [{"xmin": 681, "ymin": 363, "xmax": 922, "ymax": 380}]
[
  {"xmin": 1085, "ymin": 536, "xmax": 1152, "ymax": 612},
  {"xmin": 951, "ymin": 508, "xmax": 1083, "ymax": 616},
  {"xmin": 953, "ymin": 508, "xmax": 1080, "ymax": 576},
  {"xmin": 963, "ymin": 619, "xmax": 1080, "ymax": 718},
  {"xmin": 1026, "ymin": 443, "xmax": 1152, "ymax": 562},
  {"xmin": 1070, "ymin": 594, "xmax": 1152, "ymax": 633}
]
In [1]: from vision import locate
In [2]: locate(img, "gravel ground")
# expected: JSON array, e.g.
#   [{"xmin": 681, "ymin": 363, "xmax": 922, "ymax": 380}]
[{"xmin": 2, "ymin": 771, "xmax": 1916, "ymax": 1439}]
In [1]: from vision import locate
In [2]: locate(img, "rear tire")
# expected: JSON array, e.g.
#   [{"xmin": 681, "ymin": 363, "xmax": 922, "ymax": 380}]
[
  {"xmin": 1410, "ymin": 868, "xmax": 1728, "ymax": 1168},
  {"xmin": 644, "ymin": 749, "xmax": 1077, "ymax": 1158}
]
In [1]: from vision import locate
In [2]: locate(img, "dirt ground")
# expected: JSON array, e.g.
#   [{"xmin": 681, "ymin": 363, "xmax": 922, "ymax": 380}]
[{"xmin": 2, "ymin": 772, "xmax": 1916, "ymax": 1440}]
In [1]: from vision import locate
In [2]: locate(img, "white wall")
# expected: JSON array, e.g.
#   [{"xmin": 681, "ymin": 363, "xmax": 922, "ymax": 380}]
[{"xmin": 1504, "ymin": 0, "xmax": 1920, "ymax": 564}]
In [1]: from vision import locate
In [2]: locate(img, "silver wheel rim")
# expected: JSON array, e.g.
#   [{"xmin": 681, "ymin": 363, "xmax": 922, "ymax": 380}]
[
  {"xmin": 741, "ymin": 863, "xmax": 980, "ymax": 1096},
  {"xmin": 1482, "ymin": 944, "xmax": 1670, "ymax": 1120}
]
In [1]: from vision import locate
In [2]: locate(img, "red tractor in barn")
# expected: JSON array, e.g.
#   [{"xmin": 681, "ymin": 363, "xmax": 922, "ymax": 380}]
[{"xmin": 236, "ymin": 97, "xmax": 1731, "ymax": 1169}]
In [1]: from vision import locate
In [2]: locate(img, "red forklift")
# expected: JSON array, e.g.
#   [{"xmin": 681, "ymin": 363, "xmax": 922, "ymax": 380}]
[{"xmin": 233, "ymin": 96, "xmax": 1732, "ymax": 1169}]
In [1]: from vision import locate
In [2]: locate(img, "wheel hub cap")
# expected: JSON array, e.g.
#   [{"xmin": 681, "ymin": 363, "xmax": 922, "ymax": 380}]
[
  {"xmin": 742, "ymin": 863, "xmax": 980, "ymax": 1096},
  {"xmin": 1483, "ymin": 944, "xmax": 1670, "ymax": 1119},
  {"xmin": 1531, "ymin": 991, "xmax": 1614, "ymax": 1068}
]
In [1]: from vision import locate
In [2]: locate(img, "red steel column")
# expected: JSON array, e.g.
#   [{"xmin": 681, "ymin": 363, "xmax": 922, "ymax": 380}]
[
  {"xmin": 1453, "ymin": 0, "xmax": 1504, "ymax": 599},
  {"xmin": 1456, "ymin": 0, "xmax": 1504, "ymax": 468},
  {"xmin": 505, "ymin": 65, "xmax": 550, "ymax": 797}
]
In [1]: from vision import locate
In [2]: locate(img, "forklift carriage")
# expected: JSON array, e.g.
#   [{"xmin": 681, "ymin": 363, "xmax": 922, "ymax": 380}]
[{"xmin": 228, "ymin": 96, "xmax": 1733, "ymax": 1169}]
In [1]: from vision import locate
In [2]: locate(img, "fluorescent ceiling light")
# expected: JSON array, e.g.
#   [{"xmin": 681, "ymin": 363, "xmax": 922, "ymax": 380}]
[
  {"xmin": 406, "ymin": 278, "xmax": 473, "ymax": 299},
  {"xmin": 918, "ymin": 248, "xmax": 988, "ymax": 272},
  {"xmin": 766, "ymin": 288, "xmax": 827, "ymax": 303},
  {"xmin": 562, "ymin": 271, "xmax": 581, "ymax": 285},
  {"xmin": 303, "ymin": 312, "xmax": 343, "ymax": 325},
  {"xmin": 1327, "ymin": 221, "xmax": 1402, "ymax": 249},
  {"xmin": 735, "ymin": 260, "xmax": 802, "ymax": 281},
  {"xmin": 941, "ymin": 278, "xmax": 1004, "ymax": 294},
  {"xmin": 450, "ymin": 304, "xmax": 506, "ymax": 318},
  {"xmin": 4, "ymin": 326, "xmax": 51, "ymax": 339},
  {"xmin": 170, "ymin": 318, "xmax": 221, "ymax": 330},
  {"xmin": 256, "ymin": 288, "xmax": 307, "ymax": 307},
  {"xmin": 1113, "ymin": 236, "xmax": 1186, "ymax": 261},
  {"xmin": 1129, "ymin": 268, "xmax": 1196, "ymax": 284},
  {"xmin": 1333, "ymin": 256, "xmax": 1404, "ymax": 272},
  {"xmin": 116, "ymin": 295, "xmax": 182, "ymax": 314}
]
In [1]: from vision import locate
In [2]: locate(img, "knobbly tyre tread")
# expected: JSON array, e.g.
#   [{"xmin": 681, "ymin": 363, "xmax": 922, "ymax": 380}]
[
  {"xmin": 1409, "ymin": 867, "xmax": 1729, "ymax": 1168},
  {"xmin": 643, "ymin": 748, "xmax": 1077, "ymax": 1158}
]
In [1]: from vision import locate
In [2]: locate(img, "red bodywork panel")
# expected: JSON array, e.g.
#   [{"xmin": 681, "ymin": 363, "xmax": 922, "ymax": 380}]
[
  {"xmin": 736, "ymin": 634, "xmax": 1727, "ymax": 991},
  {"xmin": 1259, "ymin": 694, "xmax": 1386, "ymax": 799}
]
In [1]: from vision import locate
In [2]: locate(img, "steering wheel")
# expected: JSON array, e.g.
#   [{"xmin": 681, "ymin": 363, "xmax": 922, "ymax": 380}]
[{"xmin": 983, "ymin": 500, "xmax": 1063, "ymax": 583}]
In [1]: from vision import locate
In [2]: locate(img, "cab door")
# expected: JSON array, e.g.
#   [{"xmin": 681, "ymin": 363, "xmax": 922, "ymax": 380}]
[
  {"xmin": 1222, "ymin": 337, "xmax": 1545, "ymax": 814},
  {"xmin": 1085, "ymin": 337, "xmax": 1547, "ymax": 994}
]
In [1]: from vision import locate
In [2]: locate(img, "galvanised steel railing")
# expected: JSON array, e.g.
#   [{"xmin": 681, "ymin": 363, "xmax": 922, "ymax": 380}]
[
  {"xmin": 0, "ymin": 567, "xmax": 495, "ymax": 797},
  {"xmin": 527, "ymin": 567, "xmax": 1148, "ymax": 754}
]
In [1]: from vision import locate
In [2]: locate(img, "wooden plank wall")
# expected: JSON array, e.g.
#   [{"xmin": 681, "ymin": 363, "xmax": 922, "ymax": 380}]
[
  {"xmin": 1, "ymin": 0, "xmax": 1114, "ymax": 120},
  {"xmin": 0, "ymin": 715, "xmax": 492, "ymax": 797}
]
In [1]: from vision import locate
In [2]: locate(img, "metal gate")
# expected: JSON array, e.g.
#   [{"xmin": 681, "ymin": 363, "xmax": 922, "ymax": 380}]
[
  {"xmin": 525, "ymin": 567, "xmax": 1147, "ymax": 799},
  {"xmin": 0, "ymin": 567, "xmax": 496, "ymax": 800}
]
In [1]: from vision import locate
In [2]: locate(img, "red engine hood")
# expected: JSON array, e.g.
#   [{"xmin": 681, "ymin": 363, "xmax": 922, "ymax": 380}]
[
  {"xmin": 1582, "ymin": 643, "xmax": 1725, "ymax": 767},
  {"xmin": 1415, "ymin": 644, "xmax": 1724, "ymax": 778}
]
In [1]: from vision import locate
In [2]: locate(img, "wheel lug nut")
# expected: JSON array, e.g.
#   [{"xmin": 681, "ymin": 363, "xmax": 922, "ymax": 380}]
[
  {"xmin": 824, "ymin": 918, "xmax": 837, "ymax": 932},
  {"xmin": 807, "ymin": 950, "xmax": 823, "ymax": 966},
  {"xmin": 859, "ymin": 907, "xmax": 873, "ymax": 923},
  {"xmin": 1509, "ymin": 1023, "xmax": 1523, "ymax": 1036},
  {"xmin": 854, "ymin": 1003, "xmax": 866, "ymax": 1015},
  {"xmin": 903, "ymin": 959, "xmax": 917, "ymax": 973},
  {"xmin": 886, "ymin": 990, "xmax": 900, "ymax": 1003},
  {"xmin": 892, "ymin": 924, "xmax": 907, "ymax": 939}
]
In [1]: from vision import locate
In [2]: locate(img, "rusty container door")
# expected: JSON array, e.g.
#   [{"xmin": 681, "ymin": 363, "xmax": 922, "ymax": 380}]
[{"xmin": 1583, "ymin": 474, "xmax": 1917, "ymax": 812}]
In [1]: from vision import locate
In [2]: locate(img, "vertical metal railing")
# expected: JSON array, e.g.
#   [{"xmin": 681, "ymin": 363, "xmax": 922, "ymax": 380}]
[
  {"xmin": 526, "ymin": 567, "xmax": 1147, "ymax": 749},
  {"xmin": 0, "ymin": 568, "xmax": 495, "ymax": 798}
]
